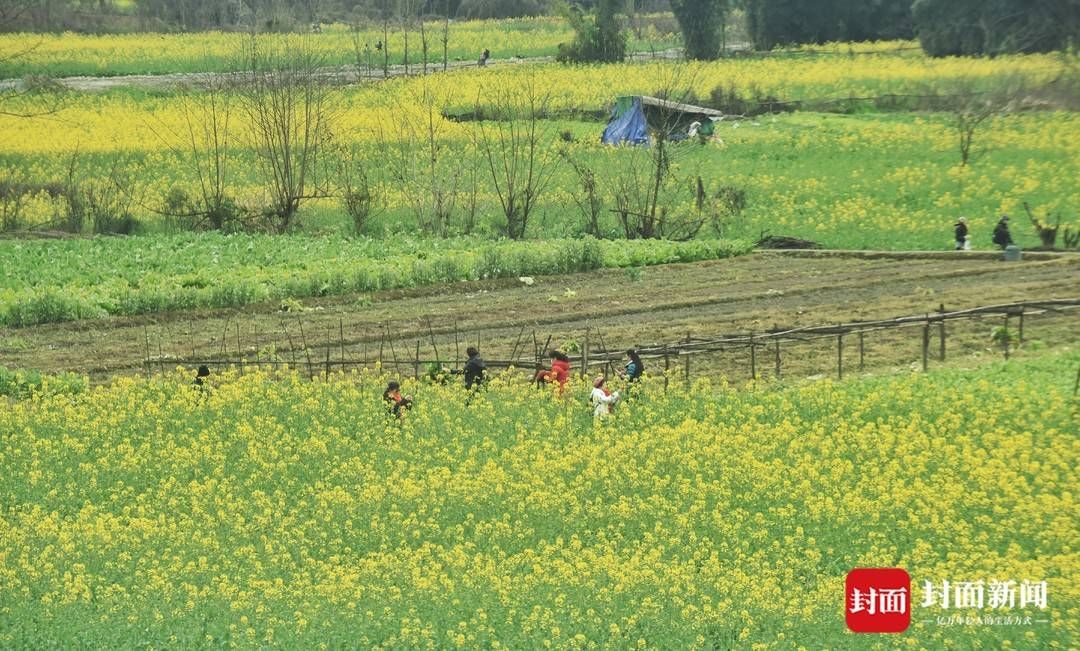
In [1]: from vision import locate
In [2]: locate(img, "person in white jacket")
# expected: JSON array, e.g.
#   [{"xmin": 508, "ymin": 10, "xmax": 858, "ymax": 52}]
[{"xmin": 590, "ymin": 376, "xmax": 619, "ymax": 418}]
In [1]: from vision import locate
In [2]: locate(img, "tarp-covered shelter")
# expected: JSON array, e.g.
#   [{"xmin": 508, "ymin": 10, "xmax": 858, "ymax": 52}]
[{"xmin": 601, "ymin": 96, "xmax": 724, "ymax": 145}]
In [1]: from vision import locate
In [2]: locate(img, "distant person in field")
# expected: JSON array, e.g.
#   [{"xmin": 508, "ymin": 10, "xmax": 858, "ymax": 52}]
[
  {"xmin": 954, "ymin": 216, "xmax": 970, "ymax": 250},
  {"xmin": 449, "ymin": 346, "xmax": 486, "ymax": 390},
  {"xmin": 382, "ymin": 381, "xmax": 412, "ymax": 418},
  {"xmin": 193, "ymin": 365, "xmax": 210, "ymax": 396},
  {"xmin": 478, "ymin": 48, "xmax": 490, "ymax": 66},
  {"xmin": 993, "ymin": 215, "xmax": 1013, "ymax": 250},
  {"xmin": 590, "ymin": 376, "xmax": 620, "ymax": 419},
  {"xmin": 617, "ymin": 348, "xmax": 644, "ymax": 383},
  {"xmin": 535, "ymin": 350, "xmax": 571, "ymax": 390}
]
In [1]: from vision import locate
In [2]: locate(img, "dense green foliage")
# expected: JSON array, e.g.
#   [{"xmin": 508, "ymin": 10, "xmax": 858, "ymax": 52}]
[
  {"xmin": 746, "ymin": 0, "xmax": 913, "ymax": 50},
  {"xmin": 668, "ymin": 0, "xmax": 725, "ymax": 60},
  {"xmin": 0, "ymin": 235, "xmax": 751, "ymax": 326},
  {"xmin": 912, "ymin": 0, "xmax": 1080, "ymax": 57},
  {"xmin": 0, "ymin": 364, "xmax": 87, "ymax": 398},
  {"xmin": 555, "ymin": 0, "xmax": 627, "ymax": 63}
]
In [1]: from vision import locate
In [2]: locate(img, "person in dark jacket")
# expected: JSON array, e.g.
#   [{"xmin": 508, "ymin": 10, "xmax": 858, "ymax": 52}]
[
  {"xmin": 383, "ymin": 381, "xmax": 412, "ymax": 418},
  {"xmin": 193, "ymin": 365, "xmax": 210, "ymax": 395},
  {"xmin": 954, "ymin": 217, "xmax": 969, "ymax": 250},
  {"xmin": 992, "ymin": 215, "xmax": 1013, "ymax": 250},
  {"xmin": 451, "ymin": 346, "xmax": 486, "ymax": 389},
  {"xmin": 617, "ymin": 349, "xmax": 644, "ymax": 382}
]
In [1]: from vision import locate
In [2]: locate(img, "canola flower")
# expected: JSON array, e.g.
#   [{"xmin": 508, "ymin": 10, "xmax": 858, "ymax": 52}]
[
  {"xmin": 0, "ymin": 352, "xmax": 1076, "ymax": 647},
  {"xmin": 0, "ymin": 16, "xmax": 680, "ymax": 79},
  {"xmin": 0, "ymin": 47, "xmax": 1074, "ymax": 251}
]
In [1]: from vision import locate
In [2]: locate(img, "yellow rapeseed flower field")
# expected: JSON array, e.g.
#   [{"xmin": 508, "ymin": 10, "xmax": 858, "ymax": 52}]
[
  {"xmin": 0, "ymin": 45, "xmax": 1075, "ymax": 248},
  {"xmin": 0, "ymin": 353, "xmax": 1075, "ymax": 647}
]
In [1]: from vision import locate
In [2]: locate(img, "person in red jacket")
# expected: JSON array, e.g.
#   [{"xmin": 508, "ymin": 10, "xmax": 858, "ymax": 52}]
[{"xmin": 535, "ymin": 350, "xmax": 571, "ymax": 390}]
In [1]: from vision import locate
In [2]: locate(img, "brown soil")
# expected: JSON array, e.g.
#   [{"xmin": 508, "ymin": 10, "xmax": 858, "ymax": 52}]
[{"xmin": 2, "ymin": 252, "xmax": 1078, "ymax": 382}]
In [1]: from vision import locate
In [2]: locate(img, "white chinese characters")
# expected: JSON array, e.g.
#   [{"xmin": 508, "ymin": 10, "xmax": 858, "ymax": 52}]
[
  {"xmin": 850, "ymin": 587, "xmax": 909, "ymax": 615},
  {"xmin": 921, "ymin": 580, "xmax": 1047, "ymax": 610}
]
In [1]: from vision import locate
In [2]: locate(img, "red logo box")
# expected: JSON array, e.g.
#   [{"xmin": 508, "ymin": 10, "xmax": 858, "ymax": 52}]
[{"xmin": 845, "ymin": 568, "xmax": 911, "ymax": 633}]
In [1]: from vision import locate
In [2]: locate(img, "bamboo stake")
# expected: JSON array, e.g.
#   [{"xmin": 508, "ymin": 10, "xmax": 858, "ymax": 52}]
[
  {"xmin": 236, "ymin": 322, "xmax": 243, "ymax": 375},
  {"xmin": 922, "ymin": 318, "xmax": 930, "ymax": 371},
  {"xmin": 858, "ymin": 331, "xmax": 865, "ymax": 371},
  {"xmin": 378, "ymin": 322, "xmax": 385, "ymax": 367},
  {"xmin": 157, "ymin": 331, "xmax": 165, "ymax": 376},
  {"xmin": 836, "ymin": 332, "xmax": 843, "ymax": 380},
  {"xmin": 143, "ymin": 325, "xmax": 151, "ymax": 380},
  {"xmin": 387, "ymin": 324, "xmax": 400, "ymax": 375},
  {"xmin": 683, "ymin": 331, "xmax": 691, "ymax": 385},
  {"xmin": 454, "ymin": 319, "xmax": 461, "ymax": 360},
  {"xmin": 938, "ymin": 303, "xmax": 946, "ymax": 361},
  {"xmin": 1003, "ymin": 314, "xmax": 1011, "ymax": 360},
  {"xmin": 749, "ymin": 331, "xmax": 756, "ymax": 381},
  {"xmin": 220, "ymin": 318, "xmax": 229, "ymax": 358},
  {"xmin": 298, "ymin": 318, "xmax": 314, "ymax": 378},
  {"xmin": 663, "ymin": 345, "xmax": 670, "ymax": 391},
  {"xmin": 582, "ymin": 327, "xmax": 590, "ymax": 378},
  {"xmin": 414, "ymin": 340, "xmax": 421, "ymax": 380},
  {"xmin": 596, "ymin": 330, "xmax": 613, "ymax": 378},
  {"xmin": 425, "ymin": 317, "xmax": 441, "ymax": 364},
  {"xmin": 281, "ymin": 319, "xmax": 297, "ymax": 368},
  {"xmin": 509, "ymin": 324, "xmax": 526, "ymax": 365}
]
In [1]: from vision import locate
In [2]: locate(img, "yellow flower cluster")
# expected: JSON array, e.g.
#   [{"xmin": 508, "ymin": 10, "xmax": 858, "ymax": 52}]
[
  {"xmin": 0, "ymin": 17, "xmax": 580, "ymax": 78},
  {"xmin": 0, "ymin": 354, "xmax": 1075, "ymax": 647}
]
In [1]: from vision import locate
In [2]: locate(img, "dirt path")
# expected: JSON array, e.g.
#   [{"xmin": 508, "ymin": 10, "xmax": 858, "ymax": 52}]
[{"xmin": 4, "ymin": 252, "xmax": 1078, "ymax": 381}]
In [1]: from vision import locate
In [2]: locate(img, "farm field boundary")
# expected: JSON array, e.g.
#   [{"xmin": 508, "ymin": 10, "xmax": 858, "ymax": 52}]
[
  {"xmin": 756, "ymin": 249, "xmax": 1080, "ymax": 261},
  {"xmin": 6, "ymin": 254, "xmax": 1078, "ymax": 381},
  {"xmin": 145, "ymin": 298, "xmax": 1080, "ymax": 385}
]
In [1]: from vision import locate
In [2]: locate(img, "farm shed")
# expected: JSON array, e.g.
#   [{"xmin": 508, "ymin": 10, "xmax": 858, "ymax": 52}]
[{"xmin": 601, "ymin": 95, "xmax": 724, "ymax": 145}]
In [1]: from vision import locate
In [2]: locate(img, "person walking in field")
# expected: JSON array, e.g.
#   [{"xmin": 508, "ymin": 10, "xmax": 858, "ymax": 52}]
[
  {"xmin": 478, "ymin": 48, "xmax": 490, "ymax": 66},
  {"xmin": 616, "ymin": 348, "xmax": 644, "ymax": 383},
  {"xmin": 590, "ymin": 376, "xmax": 620, "ymax": 419},
  {"xmin": 535, "ymin": 350, "xmax": 571, "ymax": 391},
  {"xmin": 382, "ymin": 381, "xmax": 412, "ymax": 418},
  {"xmin": 449, "ymin": 346, "xmax": 486, "ymax": 390},
  {"xmin": 993, "ymin": 215, "xmax": 1013, "ymax": 250},
  {"xmin": 954, "ymin": 217, "xmax": 970, "ymax": 250},
  {"xmin": 192, "ymin": 365, "xmax": 211, "ymax": 399}
]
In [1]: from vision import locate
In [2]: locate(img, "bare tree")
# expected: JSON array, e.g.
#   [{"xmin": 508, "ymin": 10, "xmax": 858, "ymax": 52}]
[
  {"xmin": 382, "ymin": 79, "xmax": 464, "ymax": 237},
  {"xmin": 949, "ymin": 75, "xmax": 1027, "ymax": 166},
  {"xmin": 399, "ymin": 0, "xmax": 414, "ymax": 75},
  {"xmin": 240, "ymin": 34, "xmax": 339, "ymax": 233},
  {"xmin": 473, "ymin": 75, "xmax": 561, "ymax": 240},
  {"xmin": 332, "ymin": 142, "xmax": 382, "ymax": 235},
  {"xmin": 147, "ymin": 74, "xmax": 239, "ymax": 231},
  {"xmin": 560, "ymin": 150, "xmax": 605, "ymax": 237},
  {"xmin": 350, "ymin": 21, "xmax": 375, "ymax": 80},
  {"xmin": 0, "ymin": 4, "xmax": 66, "ymax": 119},
  {"xmin": 441, "ymin": 0, "xmax": 450, "ymax": 71},
  {"xmin": 608, "ymin": 69, "xmax": 710, "ymax": 240}
]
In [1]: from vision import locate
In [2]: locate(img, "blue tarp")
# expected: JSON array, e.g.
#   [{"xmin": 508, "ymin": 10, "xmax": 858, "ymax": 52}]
[{"xmin": 601, "ymin": 96, "xmax": 649, "ymax": 146}]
